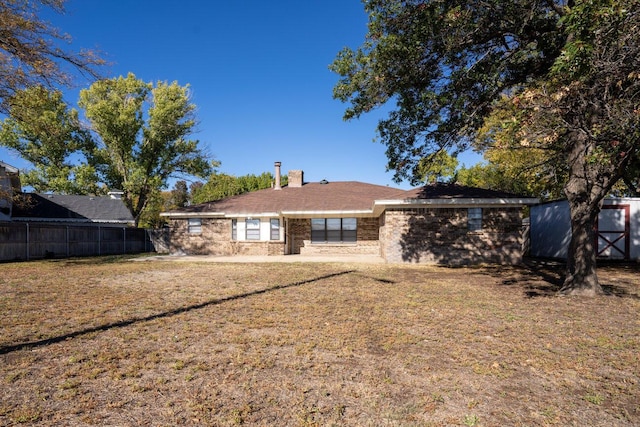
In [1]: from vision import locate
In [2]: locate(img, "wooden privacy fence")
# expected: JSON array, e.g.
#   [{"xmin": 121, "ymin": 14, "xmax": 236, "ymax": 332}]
[{"xmin": 0, "ymin": 222, "xmax": 168, "ymax": 262}]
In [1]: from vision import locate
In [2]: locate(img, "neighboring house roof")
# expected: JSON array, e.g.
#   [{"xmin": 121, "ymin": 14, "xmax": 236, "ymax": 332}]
[
  {"xmin": 0, "ymin": 161, "xmax": 19, "ymax": 174},
  {"xmin": 163, "ymin": 181, "xmax": 539, "ymax": 219},
  {"xmin": 164, "ymin": 181, "xmax": 404, "ymax": 218},
  {"xmin": 0, "ymin": 160, "xmax": 21, "ymax": 193},
  {"xmin": 11, "ymin": 193, "xmax": 135, "ymax": 225}
]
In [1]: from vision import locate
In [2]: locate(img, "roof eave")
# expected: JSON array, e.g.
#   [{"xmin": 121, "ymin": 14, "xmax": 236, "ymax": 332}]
[
  {"xmin": 281, "ymin": 209, "xmax": 375, "ymax": 218},
  {"xmin": 160, "ymin": 212, "xmax": 226, "ymax": 218}
]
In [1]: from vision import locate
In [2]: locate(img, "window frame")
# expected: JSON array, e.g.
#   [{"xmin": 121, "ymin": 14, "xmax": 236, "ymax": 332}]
[
  {"xmin": 468, "ymin": 207, "xmax": 483, "ymax": 232},
  {"xmin": 245, "ymin": 218, "xmax": 261, "ymax": 240},
  {"xmin": 311, "ymin": 218, "xmax": 357, "ymax": 243},
  {"xmin": 270, "ymin": 218, "xmax": 280, "ymax": 240},
  {"xmin": 231, "ymin": 219, "xmax": 237, "ymax": 240},
  {"xmin": 188, "ymin": 218, "xmax": 202, "ymax": 234}
]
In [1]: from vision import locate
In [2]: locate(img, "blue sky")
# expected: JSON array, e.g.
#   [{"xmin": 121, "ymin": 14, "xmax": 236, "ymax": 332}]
[{"xmin": 1, "ymin": 0, "xmax": 482, "ymax": 190}]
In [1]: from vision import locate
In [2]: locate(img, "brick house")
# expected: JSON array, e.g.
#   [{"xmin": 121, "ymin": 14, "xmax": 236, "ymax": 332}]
[{"xmin": 162, "ymin": 162, "xmax": 538, "ymax": 265}]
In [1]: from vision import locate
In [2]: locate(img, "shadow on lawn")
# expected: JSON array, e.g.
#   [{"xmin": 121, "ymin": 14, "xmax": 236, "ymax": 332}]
[
  {"xmin": 0, "ymin": 270, "xmax": 356, "ymax": 356},
  {"xmin": 487, "ymin": 258, "xmax": 640, "ymax": 299}
]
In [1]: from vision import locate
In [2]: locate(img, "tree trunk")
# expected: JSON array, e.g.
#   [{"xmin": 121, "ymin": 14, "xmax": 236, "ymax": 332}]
[
  {"xmin": 560, "ymin": 131, "xmax": 609, "ymax": 296},
  {"xmin": 560, "ymin": 200, "xmax": 603, "ymax": 296}
]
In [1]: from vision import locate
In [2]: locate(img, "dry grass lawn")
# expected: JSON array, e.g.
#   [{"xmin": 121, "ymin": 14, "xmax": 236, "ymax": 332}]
[{"xmin": 0, "ymin": 256, "xmax": 638, "ymax": 426}]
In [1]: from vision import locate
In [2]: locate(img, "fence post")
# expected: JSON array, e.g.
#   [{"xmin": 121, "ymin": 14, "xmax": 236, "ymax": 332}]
[
  {"xmin": 98, "ymin": 225, "xmax": 101, "ymax": 256},
  {"xmin": 25, "ymin": 223, "xmax": 29, "ymax": 260},
  {"xmin": 123, "ymin": 227, "xmax": 126, "ymax": 254},
  {"xmin": 66, "ymin": 226, "xmax": 70, "ymax": 257}
]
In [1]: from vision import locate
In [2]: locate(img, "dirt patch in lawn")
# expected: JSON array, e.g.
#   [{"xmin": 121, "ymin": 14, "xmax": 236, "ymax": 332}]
[{"xmin": 0, "ymin": 257, "xmax": 638, "ymax": 426}]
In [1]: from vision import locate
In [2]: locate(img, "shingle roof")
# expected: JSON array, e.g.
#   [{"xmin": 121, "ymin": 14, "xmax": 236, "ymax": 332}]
[
  {"xmin": 391, "ymin": 183, "xmax": 533, "ymax": 200},
  {"xmin": 170, "ymin": 181, "xmax": 404, "ymax": 215},
  {"xmin": 165, "ymin": 181, "xmax": 539, "ymax": 218},
  {"xmin": 12, "ymin": 193, "xmax": 134, "ymax": 224}
]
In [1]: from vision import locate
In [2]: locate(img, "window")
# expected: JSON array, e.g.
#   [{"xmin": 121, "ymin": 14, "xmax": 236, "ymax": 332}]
[
  {"xmin": 270, "ymin": 218, "xmax": 280, "ymax": 240},
  {"xmin": 342, "ymin": 217, "xmax": 357, "ymax": 242},
  {"xmin": 311, "ymin": 218, "xmax": 357, "ymax": 243},
  {"xmin": 468, "ymin": 208, "xmax": 483, "ymax": 232},
  {"xmin": 231, "ymin": 219, "xmax": 237, "ymax": 240},
  {"xmin": 311, "ymin": 219, "xmax": 324, "ymax": 242},
  {"xmin": 245, "ymin": 218, "xmax": 260, "ymax": 240},
  {"xmin": 188, "ymin": 218, "xmax": 202, "ymax": 234}
]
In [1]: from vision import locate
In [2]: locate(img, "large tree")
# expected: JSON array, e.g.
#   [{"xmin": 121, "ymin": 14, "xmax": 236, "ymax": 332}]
[
  {"xmin": 0, "ymin": 85, "xmax": 99, "ymax": 194},
  {"xmin": 78, "ymin": 73, "xmax": 213, "ymax": 225},
  {"xmin": 0, "ymin": 0, "xmax": 103, "ymax": 112},
  {"xmin": 331, "ymin": 0, "xmax": 640, "ymax": 295},
  {"xmin": 1, "ymin": 75, "xmax": 213, "ymax": 225}
]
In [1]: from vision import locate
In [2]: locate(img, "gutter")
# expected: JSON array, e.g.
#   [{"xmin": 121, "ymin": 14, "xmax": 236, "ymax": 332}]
[
  {"xmin": 280, "ymin": 209, "xmax": 374, "ymax": 218},
  {"xmin": 160, "ymin": 212, "xmax": 225, "ymax": 219}
]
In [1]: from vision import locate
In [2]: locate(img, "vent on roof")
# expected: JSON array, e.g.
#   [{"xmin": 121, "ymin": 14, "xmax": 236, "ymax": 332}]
[{"xmin": 320, "ymin": 179, "xmax": 328, "ymax": 184}]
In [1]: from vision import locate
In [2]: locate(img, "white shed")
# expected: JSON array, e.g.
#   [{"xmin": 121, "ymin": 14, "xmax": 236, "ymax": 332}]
[{"xmin": 530, "ymin": 198, "xmax": 640, "ymax": 261}]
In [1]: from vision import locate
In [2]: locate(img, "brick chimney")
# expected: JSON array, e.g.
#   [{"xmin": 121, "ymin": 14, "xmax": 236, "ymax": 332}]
[
  {"xmin": 274, "ymin": 161, "xmax": 282, "ymax": 190},
  {"xmin": 288, "ymin": 170, "xmax": 304, "ymax": 188}
]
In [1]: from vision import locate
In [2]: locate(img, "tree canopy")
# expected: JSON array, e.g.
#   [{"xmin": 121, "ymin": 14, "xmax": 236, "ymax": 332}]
[
  {"xmin": 0, "ymin": 85, "xmax": 98, "ymax": 193},
  {"xmin": 78, "ymin": 73, "xmax": 213, "ymax": 224},
  {"xmin": 332, "ymin": 0, "xmax": 640, "ymax": 295},
  {"xmin": 191, "ymin": 171, "xmax": 285, "ymax": 205},
  {"xmin": 0, "ymin": 74, "xmax": 213, "ymax": 225},
  {"xmin": 0, "ymin": 0, "xmax": 103, "ymax": 112}
]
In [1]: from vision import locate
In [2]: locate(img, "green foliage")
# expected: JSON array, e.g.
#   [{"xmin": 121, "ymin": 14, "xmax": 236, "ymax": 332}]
[
  {"xmin": 0, "ymin": 86, "xmax": 100, "ymax": 194},
  {"xmin": 455, "ymin": 152, "xmax": 565, "ymax": 201},
  {"xmin": 79, "ymin": 73, "xmax": 214, "ymax": 224},
  {"xmin": 417, "ymin": 150, "xmax": 458, "ymax": 184},
  {"xmin": 168, "ymin": 180, "xmax": 190, "ymax": 209},
  {"xmin": 191, "ymin": 171, "xmax": 285, "ymax": 205},
  {"xmin": 136, "ymin": 188, "xmax": 168, "ymax": 229},
  {"xmin": 1, "ymin": 74, "xmax": 213, "ymax": 226},
  {"xmin": 331, "ymin": 0, "xmax": 566, "ymax": 184}
]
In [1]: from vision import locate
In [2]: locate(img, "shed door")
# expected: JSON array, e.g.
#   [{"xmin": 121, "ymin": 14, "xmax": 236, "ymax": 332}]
[{"xmin": 597, "ymin": 205, "xmax": 630, "ymax": 260}]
